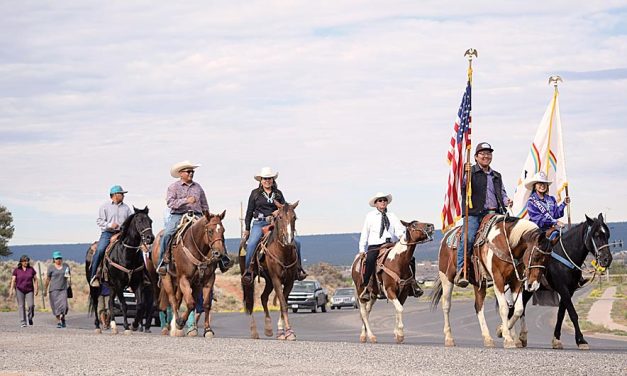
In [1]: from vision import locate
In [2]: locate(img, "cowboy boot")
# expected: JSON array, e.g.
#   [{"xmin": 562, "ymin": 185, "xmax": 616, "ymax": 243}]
[
  {"xmin": 454, "ymin": 269, "xmax": 469, "ymax": 288},
  {"xmin": 297, "ymin": 266, "xmax": 308, "ymax": 281}
]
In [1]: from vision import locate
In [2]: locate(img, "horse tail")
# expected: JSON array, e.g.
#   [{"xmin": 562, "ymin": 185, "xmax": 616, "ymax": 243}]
[
  {"xmin": 429, "ymin": 277, "xmax": 443, "ymax": 312},
  {"xmin": 88, "ymin": 286, "xmax": 100, "ymax": 317}
]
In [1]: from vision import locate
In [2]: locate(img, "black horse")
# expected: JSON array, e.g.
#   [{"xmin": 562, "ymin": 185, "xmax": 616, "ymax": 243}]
[
  {"xmin": 87, "ymin": 207, "xmax": 154, "ymax": 334},
  {"xmin": 502, "ymin": 214, "xmax": 613, "ymax": 349}
]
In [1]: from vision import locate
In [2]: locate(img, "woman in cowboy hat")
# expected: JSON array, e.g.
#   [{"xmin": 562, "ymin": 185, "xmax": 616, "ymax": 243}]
[
  {"xmin": 525, "ymin": 171, "xmax": 570, "ymax": 233},
  {"xmin": 357, "ymin": 192, "xmax": 422, "ymax": 301},
  {"xmin": 157, "ymin": 160, "xmax": 210, "ymax": 273},
  {"xmin": 242, "ymin": 167, "xmax": 307, "ymax": 283}
]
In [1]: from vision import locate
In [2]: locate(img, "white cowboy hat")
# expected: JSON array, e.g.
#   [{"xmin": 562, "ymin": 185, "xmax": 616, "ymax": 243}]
[
  {"xmin": 254, "ymin": 167, "xmax": 279, "ymax": 181},
  {"xmin": 170, "ymin": 160, "xmax": 201, "ymax": 178},
  {"xmin": 525, "ymin": 171, "xmax": 552, "ymax": 190},
  {"xmin": 368, "ymin": 192, "xmax": 393, "ymax": 207}
]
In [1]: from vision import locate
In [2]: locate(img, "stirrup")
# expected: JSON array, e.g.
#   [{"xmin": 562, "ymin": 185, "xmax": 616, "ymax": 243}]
[
  {"xmin": 241, "ymin": 271, "xmax": 254, "ymax": 285},
  {"xmin": 297, "ymin": 268, "xmax": 307, "ymax": 281},
  {"xmin": 454, "ymin": 270, "xmax": 469, "ymax": 288}
]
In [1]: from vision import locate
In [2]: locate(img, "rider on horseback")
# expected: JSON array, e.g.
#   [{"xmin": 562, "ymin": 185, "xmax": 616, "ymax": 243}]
[
  {"xmin": 157, "ymin": 160, "xmax": 230, "ymax": 274},
  {"xmin": 89, "ymin": 185, "xmax": 133, "ymax": 287},
  {"xmin": 525, "ymin": 171, "xmax": 570, "ymax": 238},
  {"xmin": 456, "ymin": 142, "xmax": 512, "ymax": 288},
  {"xmin": 242, "ymin": 167, "xmax": 307, "ymax": 284},
  {"xmin": 358, "ymin": 192, "xmax": 423, "ymax": 300}
]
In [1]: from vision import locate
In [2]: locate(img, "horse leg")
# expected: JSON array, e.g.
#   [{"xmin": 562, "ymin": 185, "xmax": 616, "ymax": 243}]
[
  {"xmin": 390, "ymin": 298, "xmax": 405, "ymax": 343},
  {"xmin": 357, "ymin": 296, "xmax": 377, "ymax": 343},
  {"xmin": 474, "ymin": 284, "xmax": 494, "ymax": 348},
  {"xmin": 270, "ymin": 275, "xmax": 294, "ymax": 341},
  {"xmin": 202, "ymin": 275, "xmax": 216, "ymax": 338},
  {"xmin": 506, "ymin": 286, "xmax": 525, "ymax": 348},
  {"xmin": 131, "ymin": 284, "xmax": 142, "ymax": 332},
  {"xmin": 243, "ymin": 277, "xmax": 259, "ymax": 339},
  {"xmin": 175, "ymin": 276, "xmax": 195, "ymax": 334},
  {"xmin": 494, "ymin": 284, "xmax": 516, "ymax": 348},
  {"xmin": 439, "ymin": 271, "xmax": 455, "ymax": 347},
  {"xmin": 560, "ymin": 289, "xmax": 589, "ymax": 350},
  {"xmin": 260, "ymin": 280, "xmax": 274, "ymax": 337},
  {"xmin": 552, "ymin": 294, "xmax": 568, "ymax": 349}
]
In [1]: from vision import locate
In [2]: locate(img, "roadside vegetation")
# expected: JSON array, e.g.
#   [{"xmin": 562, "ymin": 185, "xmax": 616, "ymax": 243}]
[{"xmin": 573, "ymin": 274, "xmax": 627, "ymax": 336}]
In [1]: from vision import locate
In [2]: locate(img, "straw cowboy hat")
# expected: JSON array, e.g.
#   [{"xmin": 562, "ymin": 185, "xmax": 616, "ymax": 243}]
[
  {"xmin": 368, "ymin": 192, "xmax": 393, "ymax": 207},
  {"xmin": 254, "ymin": 167, "xmax": 279, "ymax": 182},
  {"xmin": 525, "ymin": 171, "xmax": 552, "ymax": 190},
  {"xmin": 170, "ymin": 160, "xmax": 201, "ymax": 178}
]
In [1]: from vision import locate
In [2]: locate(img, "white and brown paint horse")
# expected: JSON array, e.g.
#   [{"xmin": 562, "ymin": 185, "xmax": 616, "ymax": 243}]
[
  {"xmin": 431, "ymin": 215, "xmax": 555, "ymax": 348},
  {"xmin": 351, "ymin": 220, "xmax": 434, "ymax": 343}
]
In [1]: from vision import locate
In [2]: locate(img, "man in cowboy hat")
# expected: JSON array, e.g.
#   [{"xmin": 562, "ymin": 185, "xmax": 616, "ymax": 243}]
[
  {"xmin": 456, "ymin": 142, "xmax": 512, "ymax": 288},
  {"xmin": 157, "ymin": 160, "xmax": 210, "ymax": 274},
  {"xmin": 357, "ymin": 192, "xmax": 422, "ymax": 300},
  {"xmin": 90, "ymin": 185, "xmax": 133, "ymax": 287}
]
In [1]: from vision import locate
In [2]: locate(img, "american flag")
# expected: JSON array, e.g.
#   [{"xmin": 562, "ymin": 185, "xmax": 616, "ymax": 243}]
[{"xmin": 441, "ymin": 81, "xmax": 472, "ymax": 232}]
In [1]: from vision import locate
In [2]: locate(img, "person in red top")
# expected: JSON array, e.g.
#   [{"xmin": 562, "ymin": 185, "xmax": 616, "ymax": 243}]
[{"xmin": 8, "ymin": 255, "xmax": 39, "ymax": 327}]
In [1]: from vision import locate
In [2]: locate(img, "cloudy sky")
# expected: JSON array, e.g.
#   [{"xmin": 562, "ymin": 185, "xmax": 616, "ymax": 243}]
[{"xmin": 1, "ymin": 1, "xmax": 626, "ymax": 245}]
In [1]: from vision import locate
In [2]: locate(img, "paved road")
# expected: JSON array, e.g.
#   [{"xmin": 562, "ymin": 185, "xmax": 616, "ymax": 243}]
[{"xmin": 70, "ymin": 295, "xmax": 626, "ymax": 351}]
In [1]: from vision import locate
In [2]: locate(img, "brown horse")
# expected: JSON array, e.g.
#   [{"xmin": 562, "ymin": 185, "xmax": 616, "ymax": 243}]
[
  {"xmin": 150, "ymin": 211, "xmax": 227, "ymax": 338},
  {"xmin": 240, "ymin": 201, "xmax": 300, "ymax": 340},
  {"xmin": 351, "ymin": 220, "xmax": 434, "ymax": 343},
  {"xmin": 430, "ymin": 215, "xmax": 555, "ymax": 348}
]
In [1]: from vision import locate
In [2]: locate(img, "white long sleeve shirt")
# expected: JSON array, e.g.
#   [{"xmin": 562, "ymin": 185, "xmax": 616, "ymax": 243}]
[
  {"xmin": 97, "ymin": 201, "xmax": 133, "ymax": 232},
  {"xmin": 358, "ymin": 210, "xmax": 405, "ymax": 253}
]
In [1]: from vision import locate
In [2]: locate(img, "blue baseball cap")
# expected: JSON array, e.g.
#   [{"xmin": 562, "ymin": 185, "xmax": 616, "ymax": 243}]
[
  {"xmin": 52, "ymin": 251, "xmax": 63, "ymax": 259},
  {"xmin": 109, "ymin": 185, "xmax": 128, "ymax": 195}
]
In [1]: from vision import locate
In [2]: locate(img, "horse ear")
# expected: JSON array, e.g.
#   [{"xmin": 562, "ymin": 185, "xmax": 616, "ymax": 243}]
[
  {"xmin": 143, "ymin": 206, "xmax": 149, "ymax": 214},
  {"xmin": 133, "ymin": 206, "xmax": 139, "ymax": 213},
  {"xmin": 598, "ymin": 213, "xmax": 604, "ymax": 222},
  {"xmin": 275, "ymin": 201, "xmax": 284, "ymax": 209},
  {"xmin": 220, "ymin": 210, "xmax": 226, "ymax": 220},
  {"xmin": 291, "ymin": 200, "xmax": 299, "ymax": 209},
  {"xmin": 400, "ymin": 220, "xmax": 409, "ymax": 227},
  {"xmin": 204, "ymin": 211, "xmax": 211, "ymax": 221},
  {"xmin": 585, "ymin": 215, "xmax": 593, "ymax": 225}
]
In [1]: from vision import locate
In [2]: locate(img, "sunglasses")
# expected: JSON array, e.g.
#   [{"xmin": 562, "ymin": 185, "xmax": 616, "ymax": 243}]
[
  {"xmin": 181, "ymin": 170, "xmax": 195, "ymax": 174},
  {"xmin": 261, "ymin": 177, "xmax": 273, "ymax": 181},
  {"xmin": 54, "ymin": 257, "xmax": 62, "ymax": 260},
  {"xmin": 376, "ymin": 198, "xmax": 388, "ymax": 203}
]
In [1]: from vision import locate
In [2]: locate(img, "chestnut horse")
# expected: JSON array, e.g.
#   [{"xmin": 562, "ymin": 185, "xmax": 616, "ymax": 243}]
[
  {"xmin": 351, "ymin": 220, "xmax": 434, "ymax": 343},
  {"xmin": 150, "ymin": 211, "xmax": 227, "ymax": 338},
  {"xmin": 240, "ymin": 201, "xmax": 300, "ymax": 340},
  {"xmin": 430, "ymin": 215, "xmax": 555, "ymax": 348}
]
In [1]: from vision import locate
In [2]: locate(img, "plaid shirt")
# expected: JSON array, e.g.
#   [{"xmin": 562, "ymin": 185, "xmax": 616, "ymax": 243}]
[{"xmin": 166, "ymin": 180, "xmax": 209, "ymax": 214}]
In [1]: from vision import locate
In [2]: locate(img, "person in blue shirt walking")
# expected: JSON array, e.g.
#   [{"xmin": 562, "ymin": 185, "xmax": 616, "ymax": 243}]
[
  {"xmin": 90, "ymin": 185, "xmax": 133, "ymax": 287},
  {"xmin": 525, "ymin": 171, "xmax": 570, "ymax": 236}
]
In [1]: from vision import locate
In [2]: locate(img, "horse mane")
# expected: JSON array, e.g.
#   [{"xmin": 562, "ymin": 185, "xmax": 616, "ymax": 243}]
[
  {"xmin": 119, "ymin": 213, "xmax": 136, "ymax": 239},
  {"xmin": 507, "ymin": 219, "xmax": 539, "ymax": 247}
]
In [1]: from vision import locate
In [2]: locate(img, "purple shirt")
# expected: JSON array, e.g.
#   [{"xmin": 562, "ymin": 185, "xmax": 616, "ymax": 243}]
[
  {"xmin": 13, "ymin": 266, "xmax": 37, "ymax": 293},
  {"xmin": 526, "ymin": 191, "xmax": 566, "ymax": 230},
  {"xmin": 166, "ymin": 180, "xmax": 209, "ymax": 214},
  {"xmin": 484, "ymin": 169, "xmax": 509, "ymax": 210}
]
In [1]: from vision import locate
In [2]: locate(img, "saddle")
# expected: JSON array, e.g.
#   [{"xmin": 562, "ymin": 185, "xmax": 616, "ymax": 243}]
[
  {"xmin": 97, "ymin": 233, "xmax": 122, "ymax": 282},
  {"xmin": 163, "ymin": 213, "xmax": 198, "ymax": 267},
  {"xmin": 355, "ymin": 243, "xmax": 396, "ymax": 296}
]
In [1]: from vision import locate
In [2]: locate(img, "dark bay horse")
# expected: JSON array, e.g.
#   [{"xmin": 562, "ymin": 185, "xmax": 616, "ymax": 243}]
[
  {"xmin": 501, "ymin": 214, "xmax": 613, "ymax": 350},
  {"xmin": 351, "ymin": 220, "xmax": 434, "ymax": 343},
  {"xmin": 241, "ymin": 201, "xmax": 300, "ymax": 340},
  {"xmin": 151, "ymin": 211, "xmax": 227, "ymax": 338},
  {"xmin": 90, "ymin": 207, "xmax": 154, "ymax": 334},
  {"xmin": 431, "ymin": 215, "xmax": 554, "ymax": 348}
]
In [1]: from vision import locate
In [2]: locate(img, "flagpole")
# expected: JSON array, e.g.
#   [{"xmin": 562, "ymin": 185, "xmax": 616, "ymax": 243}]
[
  {"xmin": 462, "ymin": 48, "xmax": 477, "ymax": 281},
  {"xmin": 548, "ymin": 75, "xmax": 570, "ymax": 229}
]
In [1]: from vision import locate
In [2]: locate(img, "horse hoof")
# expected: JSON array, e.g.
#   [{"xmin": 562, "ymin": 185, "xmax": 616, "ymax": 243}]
[
  {"xmin": 483, "ymin": 338, "xmax": 495, "ymax": 348},
  {"xmin": 175, "ymin": 329, "xmax": 185, "ymax": 337},
  {"xmin": 395, "ymin": 335, "xmax": 404, "ymax": 344},
  {"xmin": 520, "ymin": 339, "xmax": 528, "ymax": 348},
  {"xmin": 95, "ymin": 329, "xmax": 102, "ymax": 334},
  {"xmin": 495, "ymin": 325, "xmax": 503, "ymax": 338},
  {"xmin": 515, "ymin": 339, "xmax": 523, "ymax": 348},
  {"xmin": 132, "ymin": 326, "xmax": 138, "ymax": 332},
  {"xmin": 578, "ymin": 343, "xmax": 590, "ymax": 350},
  {"xmin": 552, "ymin": 337, "xmax": 564, "ymax": 350},
  {"xmin": 276, "ymin": 330, "xmax": 286, "ymax": 340},
  {"xmin": 359, "ymin": 335, "xmax": 367, "ymax": 343},
  {"xmin": 204, "ymin": 330, "xmax": 214, "ymax": 339},
  {"xmin": 285, "ymin": 333, "xmax": 296, "ymax": 341},
  {"xmin": 144, "ymin": 328, "xmax": 151, "ymax": 334},
  {"xmin": 124, "ymin": 330, "xmax": 132, "ymax": 336},
  {"xmin": 161, "ymin": 328, "xmax": 169, "ymax": 336},
  {"xmin": 445, "ymin": 338, "xmax": 456, "ymax": 347},
  {"xmin": 264, "ymin": 329, "xmax": 273, "ymax": 337},
  {"xmin": 111, "ymin": 328, "xmax": 118, "ymax": 335},
  {"xmin": 503, "ymin": 339, "xmax": 516, "ymax": 349},
  {"xmin": 369, "ymin": 336, "xmax": 377, "ymax": 344},
  {"xmin": 187, "ymin": 329, "xmax": 198, "ymax": 337}
]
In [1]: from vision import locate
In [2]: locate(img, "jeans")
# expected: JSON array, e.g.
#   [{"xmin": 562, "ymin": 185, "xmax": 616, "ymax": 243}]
[
  {"xmin": 90, "ymin": 231, "xmax": 114, "ymax": 279},
  {"xmin": 362, "ymin": 245, "xmax": 380, "ymax": 286},
  {"xmin": 16, "ymin": 290, "xmax": 34, "ymax": 325},
  {"xmin": 457, "ymin": 215, "xmax": 482, "ymax": 272},
  {"xmin": 245, "ymin": 220, "xmax": 302, "ymax": 270},
  {"xmin": 159, "ymin": 213, "xmax": 183, "ymax": 264}
]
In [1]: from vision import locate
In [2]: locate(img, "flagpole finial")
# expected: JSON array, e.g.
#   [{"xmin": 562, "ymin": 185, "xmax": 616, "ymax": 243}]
[
  {"xmin": 548, "ymin": 75, "xmax": 563, "ymax": 87},
  {"xmin": 464, "ymin": 48, "xmax": 478, "ymax": 60}
]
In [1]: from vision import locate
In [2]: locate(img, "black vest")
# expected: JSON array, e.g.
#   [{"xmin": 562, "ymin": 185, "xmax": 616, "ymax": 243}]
[{"xmin": 462, "ymin": 164, "xmax": 505, "ymax": 216}]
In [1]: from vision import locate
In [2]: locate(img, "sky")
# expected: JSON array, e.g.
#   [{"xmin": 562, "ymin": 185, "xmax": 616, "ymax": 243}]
[{"xmin": 1, "ymin": 1, "xmax": 627, "ymax": 245}]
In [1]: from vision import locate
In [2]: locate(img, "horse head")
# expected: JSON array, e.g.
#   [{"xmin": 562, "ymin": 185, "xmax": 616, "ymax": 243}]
[
  {"xmin": 584, "ymin": 213, "xmax": 612, "ymax": 269},
  {"xmin": 400, "ymin": 220, "xmax": 434, "ymax": 244},
  {"xmin": 202, "ymin": 210, "xmax": 227, "ymax": 261},
  {"xmin": 505, "ymin": 219, "xmax": 553, "ymax": 292},
  {"xmin": 126, "ymin": 206, "xmax": 155, "ymax": 245},
  {"xmin": 272, "ymin": 200, "xmax": 298, "ymax": 246}
]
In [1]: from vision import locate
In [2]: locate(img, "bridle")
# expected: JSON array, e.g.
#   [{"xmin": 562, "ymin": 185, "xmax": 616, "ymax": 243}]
[
  {"xmin": 501, "ymin": 221, "xmax": 552, "ymax": 283},
  {"xmin": 401, "ymin": 222, "xmax": 434, "ymax": 246},
  {"xmin": 557, "ymin": 222, "xmax": 612, "ymax": 273},
  {"xmin": 183, "ymin": 216, "xmax": 225, "ymax": 265}
]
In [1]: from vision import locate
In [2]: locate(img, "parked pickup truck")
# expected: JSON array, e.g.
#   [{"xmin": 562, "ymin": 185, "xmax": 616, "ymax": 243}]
[{"xmin": 287, "ymin": 280, "xmax": 328, "ymax": 313}]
